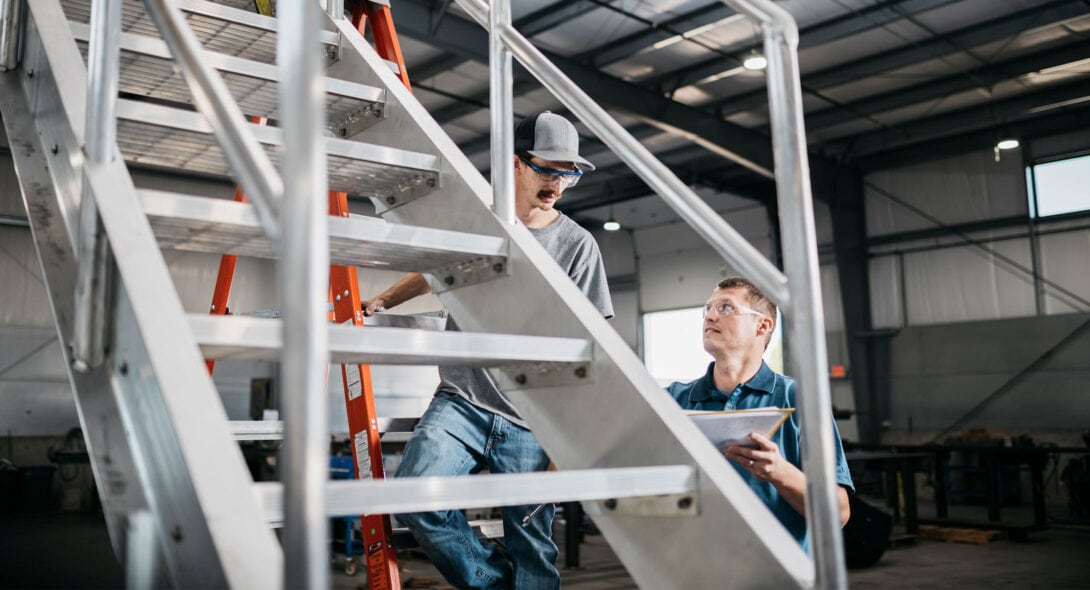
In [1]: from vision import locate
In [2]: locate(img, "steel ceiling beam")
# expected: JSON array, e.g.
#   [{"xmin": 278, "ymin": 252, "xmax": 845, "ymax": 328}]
[
  {"xmin": 409, "ymin": 2, "xmax": 619, "ymax": 86},
  {"xmin": 827, "ymin": 76, "xmax": 1090, "ymax": 159},
  {"xmin": 854, "ymin": 102, "xmax": 1090, "ymax": 171},
  {"xmin": 391, "ymin": 0, "xmax": 775, "ymax": 176},
  {"xmin": 705, "ymin": 0, "xmax": 1089, "ymax": 117},
  {"xmin": 805, "ymin": 41, "xmax": 1090, "ymax": 132},
  {"xmin": 578, "ymin": 2, "xmax": 737, "ymax": 68},
  {"xmin": 645, "ymin": 0, "xmax": 958, "ymax": 92}
]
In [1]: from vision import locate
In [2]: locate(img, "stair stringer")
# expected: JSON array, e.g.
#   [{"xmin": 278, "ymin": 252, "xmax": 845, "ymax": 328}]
[
  {"xmin": 329, "ymin": 17, "xmax": 816, "ymax": 590},
  {"xmin": 1, "ymin": 1, "xmax": 283, "ymax": 586}
]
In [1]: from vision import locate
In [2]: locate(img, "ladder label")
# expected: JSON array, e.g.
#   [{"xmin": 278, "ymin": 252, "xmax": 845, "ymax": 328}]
[
  {"xmin": 346, "ymin": 364, "xmax": 363, "ymax": 401},
  {"xmin": 353, "ymin": 430, "xmax": 373, "ymax": 479}
]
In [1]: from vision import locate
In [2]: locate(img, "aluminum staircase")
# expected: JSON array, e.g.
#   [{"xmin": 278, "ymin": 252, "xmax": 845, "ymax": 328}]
[{"xmin": 0, "ymin": 0, "xmax": 843, "ymax": 588}]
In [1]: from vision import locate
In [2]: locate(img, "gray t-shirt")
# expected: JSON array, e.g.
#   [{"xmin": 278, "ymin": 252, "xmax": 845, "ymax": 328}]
[{"xmin": 435, "ymin": 213, "xmax": 613, "ymax": 426}]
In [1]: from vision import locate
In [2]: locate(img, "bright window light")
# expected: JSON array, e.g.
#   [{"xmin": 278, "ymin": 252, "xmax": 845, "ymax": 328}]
[
  {"xmin": 1029, "ymin": 154, "xmax": 1090, "ymax": 218},
  {"xmin": 642, "ymin": 306, "xmax": 783, "ymax": 387}
]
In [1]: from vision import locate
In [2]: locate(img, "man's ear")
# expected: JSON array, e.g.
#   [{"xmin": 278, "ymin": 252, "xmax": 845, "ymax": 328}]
[{"xmin": 756, "ymin": 316, "xmax": 774, "ymax": 337}]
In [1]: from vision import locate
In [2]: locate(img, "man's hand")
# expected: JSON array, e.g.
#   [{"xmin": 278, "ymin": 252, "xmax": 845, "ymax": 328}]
[
  {"xmin": 724, "ymin": 432, "xmax": 794, "ymax": 486},
  {"xmin": 361, "ymin": 297, "xmax": 385, "ymax": 317}
]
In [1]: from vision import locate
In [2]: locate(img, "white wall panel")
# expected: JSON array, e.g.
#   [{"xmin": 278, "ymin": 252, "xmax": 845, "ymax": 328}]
[
  {"xmin": 1038, "ymin": 228, "xmax": 1090, "ymax": 314},
  {"xmin": 0, "ymin": 227, "xmax": 55, "ymax": 328},
  {"xmin": 869, "ymin": 255, "xmax": 903, "ymax": 328},
  {"xmin": 901, "ymin": 238, "xmax": 1035, "ymax": 325},
  {"xmin": 865, "ymin": 149, "xmax": 1028, "ymax": 237}
]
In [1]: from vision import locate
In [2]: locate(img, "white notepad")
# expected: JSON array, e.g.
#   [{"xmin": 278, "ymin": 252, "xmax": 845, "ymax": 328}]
[{"xmin": 688, "ymin": 407, "xmax": 794, "ymax": 449}]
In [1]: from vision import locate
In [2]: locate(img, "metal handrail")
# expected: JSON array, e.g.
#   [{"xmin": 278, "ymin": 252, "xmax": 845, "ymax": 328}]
[
  {"xmin": 278, "ymin": 0, "xmax": 330, "ymax": 588},
  {"xmin": 459, "ymin": 0, "xmax": 845, "ymax": 587},
  {"xmin": 141, "ymin": 0, "xmax": 282, "ymax": 241},
  {"xmin": 0, "ymin": 0, "xmax": 25, "ymax": 71},
  {"xmin": 72, "ymin": 0, "xmax": 120, "ymax": 372},
  {"xmin": 456, "ymin": 0, "xmax": 790, "ymax": 308}
]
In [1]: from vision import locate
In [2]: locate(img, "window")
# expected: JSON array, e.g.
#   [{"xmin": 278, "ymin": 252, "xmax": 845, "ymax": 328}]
[
  {"xmin": 1028, "ymin": 153, "xmax": 1090, "ymax": 218},
  {"xmin": 642, "ymin": 306, "xmax": 783, "ymax": 387}
]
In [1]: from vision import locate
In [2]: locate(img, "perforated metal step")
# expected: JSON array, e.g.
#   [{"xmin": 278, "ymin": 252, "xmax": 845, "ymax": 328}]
[
  {"xmin": 191, "ymin": 314, "xmax": 594, "ymax": 366},
  {"xmin": 70, "ymin": 23, "xmax": 383, "ymax": 137},
  {"xmin": 117, "ymin": 100, "xmax": 439, "ymax": 202},
  {"xmin": 59, "ymin": 0, "xmax": 336, "ymax": 65},
  {"xmin": 140, "ymin": 190, "xmax": 504, "ymax": 283}
]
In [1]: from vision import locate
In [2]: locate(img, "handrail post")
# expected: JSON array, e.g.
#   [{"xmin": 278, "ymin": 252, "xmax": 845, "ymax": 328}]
[
  {"xmin": 278, "ymin": 0, "xmax": 330, "ymax": 588},
  {"xmin": 0, "ymin": 0, "xmax": 25, "ymax": 71},
  {"xmin": 723, "ymin": 1, "xmax": 848, "ymax": 587},
  {"xmin": 325, "ymin": 0, "xmax": 344, "ymax": 20},
  {"xmin": 489, "ymin": 0, "xmax": 515, "ymax": 225},
  {"xmin": 72, "ymin": 0, "xmax": 121, "ymax": 372}
]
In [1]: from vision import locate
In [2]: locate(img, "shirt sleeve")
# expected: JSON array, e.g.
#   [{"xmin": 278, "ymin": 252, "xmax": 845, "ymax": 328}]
[{"xmin": 569, "ymin": 234, "xmax": 614, "ymax": 319}]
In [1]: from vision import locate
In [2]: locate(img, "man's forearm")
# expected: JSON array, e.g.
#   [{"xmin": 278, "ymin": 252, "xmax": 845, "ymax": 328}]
[{"xmin": 366, "ymin": 272, "xmax": 432, "ymax": 311}]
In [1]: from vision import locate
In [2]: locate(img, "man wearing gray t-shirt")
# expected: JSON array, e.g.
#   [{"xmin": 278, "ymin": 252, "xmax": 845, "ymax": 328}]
[{"xmin": 362, "ymin": 112, "xmax": 612, "ymax": 590}]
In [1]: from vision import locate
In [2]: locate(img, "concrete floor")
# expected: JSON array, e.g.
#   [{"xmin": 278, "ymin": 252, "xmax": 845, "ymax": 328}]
[{"xmin": 2, "ymin": 510, "xmax": 1089, "ymax": 589}]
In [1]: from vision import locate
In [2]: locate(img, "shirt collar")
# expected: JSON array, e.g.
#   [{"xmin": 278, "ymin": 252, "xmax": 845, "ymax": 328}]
[{"xmin": 692, "ymin": 360, "xmax": 775, "ymax": 402}]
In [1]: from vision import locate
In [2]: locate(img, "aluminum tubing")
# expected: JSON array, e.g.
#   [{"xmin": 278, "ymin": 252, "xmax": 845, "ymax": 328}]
[
  {"xmin": 489, "ymin": 0, "xmax": 515, "ymax": 225},
  {"xmin": 0, "ymin": 0, "xmax": 25, "ymax": 71}
]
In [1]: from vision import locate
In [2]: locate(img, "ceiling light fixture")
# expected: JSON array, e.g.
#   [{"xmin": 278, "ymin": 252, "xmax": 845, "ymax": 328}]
[
  {"xmin": 996, "ymin": 138, "xmax": 1020, "ymax": 150},
  {"xmin": 743, "ymin": 50, "xmax": 767, "ymax": 71},
  {"xmin": 603, "ymin": 218, "xmax": 621, "ymax": 232}
]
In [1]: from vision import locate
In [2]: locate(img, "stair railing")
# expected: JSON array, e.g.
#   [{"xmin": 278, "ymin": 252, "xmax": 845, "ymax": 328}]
[{"xmin": 464, "ymin": 0, "xmax": 846, "ymax": 586}]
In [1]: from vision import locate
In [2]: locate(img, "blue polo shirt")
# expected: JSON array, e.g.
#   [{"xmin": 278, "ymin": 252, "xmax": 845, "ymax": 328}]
[{"xmin": 667, "ymin": 361, "xmax": 854, "ymax": 551}]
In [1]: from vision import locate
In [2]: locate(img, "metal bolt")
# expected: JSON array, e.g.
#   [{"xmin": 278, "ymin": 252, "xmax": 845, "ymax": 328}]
[
  {"xmin": 51, "ymin": 144, "xmax": 58, "ymax": 155},
  {"xmin": 386, "ymin": 196, "xmax": 396, "ymax": 205},
  {"xmin": 171, "ymin": 525, "xmax": 183, "ymax": 542},
  {"xmin": 343, "ymin": 290, "xmax": 349, "ymax": 297},
  {"xmin": 574, "ymin": 367, "xmax": 587, "ymax": 379},
  {"xmin": 492, "ymin": 263, "xmax": 504, "ymax": 273},
  {"xmin": 118, "ymin": 362, "xmax": 128, "ymax": 376},
  {"xmin": 26, "ymin": 69, "xmax": 34, "ymax": 78},
  {"xmin": 677, "ymin": 496, "xmax": 693, "ymax": 510},
  {"xmin": 335, "ymin": 294, "xmax": 342, "ymax": 301},
  {"xmin": 514, "ymin": 374, "xmax": 527, "ymax": 385},
  {"xmin": 444, "ymin": 275, "xmax": 455, "ymax": 286},
  {"xmin": 604, "ymin": 499, "xmax": 617, "ymax": 510}
]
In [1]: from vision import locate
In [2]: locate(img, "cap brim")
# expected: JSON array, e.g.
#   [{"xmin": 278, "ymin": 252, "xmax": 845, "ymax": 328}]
[{"xmin": 527, "ymin": 149, "xmax": 596, "ymax": 171}]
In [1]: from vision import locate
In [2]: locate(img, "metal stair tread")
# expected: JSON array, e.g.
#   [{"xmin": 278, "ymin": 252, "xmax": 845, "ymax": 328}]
[
  {"xmin": 59, "ymin": 0, "xmax": 338, "ymax": 65},
  {"xmin": 140, "ymin": 190, "xmax": 505, "ymax": 273},
  {"xmin": 253, "ymin": 465, "xmax": 695, "ymax": 524},
  {"xmin": 229, "ymin": 418, "xmax": 419, "ymax": 442},
  {"xmin": 191, "ymin": 314, "xmax": 593, "ymax": 365},
  {"xmin": 116, "ymin": 99, "xmax": 440, "ymax": 197},
  {"xmin": 69, "ymin": 22, "xmax": 384, "ymax": 136}
]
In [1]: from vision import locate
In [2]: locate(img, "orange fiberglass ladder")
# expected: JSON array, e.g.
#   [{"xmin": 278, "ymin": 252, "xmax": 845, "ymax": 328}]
[{"xmin": 204, "ymin": 3, "xmax": 413, "ymax": 589}]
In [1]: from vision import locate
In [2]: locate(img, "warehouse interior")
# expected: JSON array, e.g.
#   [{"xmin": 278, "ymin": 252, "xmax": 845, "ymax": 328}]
[{"xmin": 1, "ymin": 0, "xmax": 1089, "ymax": 588}]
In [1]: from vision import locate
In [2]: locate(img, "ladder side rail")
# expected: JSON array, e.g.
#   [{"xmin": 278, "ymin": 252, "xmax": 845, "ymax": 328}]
[
  {"xmin": 278, "ymin": 0, "xmax": 331, "ymax": 587},
  {"xmin": 455, "ymin": 0, "xmax": 790, "ymax": 309},
  {"xmin": 489, "ymin": 0, "xmax": 515, "ymax": 225},
  {"xmin": 140, "ymin": 0, "xmax": 282, "ymax": 241},
  {"xmin": 728, "ymin": 1, "xmax": 847, "ymax": 588},
  {"xmin": 328, "ymin": 191, "xmax": 402, "ymax": 590},
  {"xmin": 72, "ymin": 0, "xmax": 119, "ymax": 372}
]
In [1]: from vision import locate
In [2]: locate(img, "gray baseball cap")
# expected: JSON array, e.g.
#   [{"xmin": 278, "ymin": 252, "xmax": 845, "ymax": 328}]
[{"xmin": 514, "ymin": 111, "xmax": 595, "ymax": 171}]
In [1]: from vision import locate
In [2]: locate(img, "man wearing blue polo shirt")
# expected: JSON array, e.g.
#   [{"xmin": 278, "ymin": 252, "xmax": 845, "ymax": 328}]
[{"xmin": 666, "ymin": 276, "xmax": 853, "ymax": 550}]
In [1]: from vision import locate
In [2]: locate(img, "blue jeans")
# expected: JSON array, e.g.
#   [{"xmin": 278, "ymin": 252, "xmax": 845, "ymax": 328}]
[{"xmin": 395, "ymin": 392, "xmax": 559, "ymax": 590}]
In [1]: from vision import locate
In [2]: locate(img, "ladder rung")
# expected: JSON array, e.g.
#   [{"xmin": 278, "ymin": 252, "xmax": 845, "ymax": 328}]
[
  {"xmin": 140, "ymin": 190, "xmax": 505, "ymax": 275},
  {"xmin": 116, "ymin": 100, "xmax": 440, "ymax": 198},
  {"xmin": 70, "ymin": 23, "xmax": 385, "ymax": 137},
  {"xmin": 59, "ymin": 0, "xmax": 338, "ymax": 65},
  {"xmin": 191, "ymin": 315, "xmax": 593, "ymax": 366},
  {"xmin": 253, "ymin": 466, "xmax": 695, "ymax": 524},
  {"xmin": 229, "ymin": 418, "xmax": 419, "ymax": 442}
]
